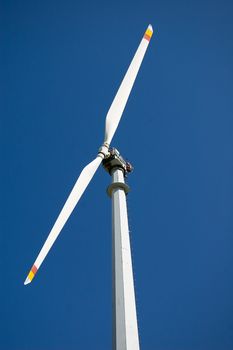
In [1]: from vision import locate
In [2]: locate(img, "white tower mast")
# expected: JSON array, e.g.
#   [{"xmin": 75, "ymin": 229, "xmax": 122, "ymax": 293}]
[{"xmin": 103, "ymin": 149, "xmax": 139, "ymax": 350}]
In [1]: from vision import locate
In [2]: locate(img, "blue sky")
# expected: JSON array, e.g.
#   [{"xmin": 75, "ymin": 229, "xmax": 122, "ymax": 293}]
[{"xmin": 2, "ymin": 0, "xmax": 233, "ymax": 349}]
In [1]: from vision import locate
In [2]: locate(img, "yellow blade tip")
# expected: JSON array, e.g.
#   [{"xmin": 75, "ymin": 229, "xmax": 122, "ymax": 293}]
[
  {"xmin": 24, "ymin": 265, "xmax": 37, "ymax": 285},
  {"xmin": 24, "ymin": 276, "xmax": 32, "ymax": 285},
  {"xmin": 148, "ymin": 24, "xmax": 153, "ymax": 32}
]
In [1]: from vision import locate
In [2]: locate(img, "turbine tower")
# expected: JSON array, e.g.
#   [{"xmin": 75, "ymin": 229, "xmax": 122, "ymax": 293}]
[
  {"xmin": 103, "ymin": 149, "xmax": 139, "ymax": 350},
  {"xmin": 24, "ymin": 25, "xmax": 153, "ymax": 350}
]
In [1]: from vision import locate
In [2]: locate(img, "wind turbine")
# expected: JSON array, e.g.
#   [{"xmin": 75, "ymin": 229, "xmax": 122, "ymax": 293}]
[{"xmin": 24, "ymin": 24, "xmax": 153, "ymax": 350}]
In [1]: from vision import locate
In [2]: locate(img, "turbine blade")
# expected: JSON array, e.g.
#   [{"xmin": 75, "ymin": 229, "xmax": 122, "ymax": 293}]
[
  {"xmin": 104, "ymin": 24, "xmax": 153, "ymax": 146},
  {"xmin": 24, "ymin": 155, "xmax": 102, "ymax": 285}
]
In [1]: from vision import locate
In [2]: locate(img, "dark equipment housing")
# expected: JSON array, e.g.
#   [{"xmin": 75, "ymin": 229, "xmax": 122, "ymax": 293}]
[{"xmin": 102, "ymin": 148, "xmax": 133, "ymax": 176}]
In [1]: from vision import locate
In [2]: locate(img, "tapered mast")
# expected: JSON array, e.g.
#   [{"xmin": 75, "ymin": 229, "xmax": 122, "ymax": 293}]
[{"xmin": 103, "ymin": 149, "xmax": 139, "ymax": 350}]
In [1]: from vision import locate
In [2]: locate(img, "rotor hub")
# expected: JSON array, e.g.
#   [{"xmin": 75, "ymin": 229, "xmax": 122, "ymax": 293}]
[{"xmin": 98, "ymin": 143, "xmax": 110, "ymax": 158}]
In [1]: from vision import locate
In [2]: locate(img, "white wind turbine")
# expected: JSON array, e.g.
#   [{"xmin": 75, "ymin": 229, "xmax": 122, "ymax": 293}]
[{"xmin": 24, "ymin": 24, "xmax": 153, "ymax": 350}]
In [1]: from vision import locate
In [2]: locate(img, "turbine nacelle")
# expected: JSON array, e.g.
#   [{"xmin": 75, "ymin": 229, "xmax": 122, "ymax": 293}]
[{"xmin": 102, "ymin": 148, "xmax": 133, "ymax": 176}]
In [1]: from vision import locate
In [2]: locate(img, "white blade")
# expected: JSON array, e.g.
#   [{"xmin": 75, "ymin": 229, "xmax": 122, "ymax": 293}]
[
  {"xmin": 24, "ymin": 156, "xmax": 102, "ymax": 285},
  {"xmin": 104, "ymin": 24, "xmax": 153, "ymax": 146}
]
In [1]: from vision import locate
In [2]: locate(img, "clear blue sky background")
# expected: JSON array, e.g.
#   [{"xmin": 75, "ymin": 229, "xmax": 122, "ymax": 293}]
[{"xmin": 2, "ymin": 0, "xmax": 233, "ymax": 349}]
